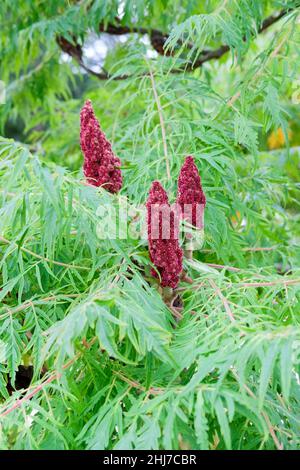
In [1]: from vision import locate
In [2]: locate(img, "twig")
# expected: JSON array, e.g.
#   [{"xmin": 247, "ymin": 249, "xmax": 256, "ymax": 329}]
[
  {"xmin": 167, "ymin": 304, "xmax": 183, "ymax": 320},
  {"xmin": 208, "ymin": 279, "xmax": 235, "ymax": 323},
  {"xmin": 147, "ymin": 60, "xmax": 171, "ymax": 180},
  {"xmin": 238, "ymin": 278, "xmax": 300, "ymax": 288},
  {"xmin": 176, "ymin": 281, "xmax": 205, "ymax": 293},
  {"xmin": 180, "ymin": 271, "xmax": 194, "ymax": 284},
  {"xmin": 0, "ymin": 235, "xmax": 89, "ymax": 271},
  {"xmin": 206, "ymin": 262, "xmax": 240, "ymax": 272},
  {"xmin": 113, "ymin": 371, "xmax": 162, "ymax": 395},
  {"xmin": 0, "ymin": 337, "xmax": 97, "ymax": 418},
  {"xmin": 227, "ymin": 16, "xmax": 295, "ymax": 107},
  {"xmin": 231, "ymin": 369, "xmax": 283, "ymax": 450},
  {"xmin": 243, "ymin": 246, "xmax": 278, "ymax": 252},
  {"xmin": 201, "ymin": 245, "xmax": 278, "ymax": 253},
  {"xmin": 0, "ymin": 294, "xmax": 80, "ymax": 320},
  {"xmin": 178, "ymin": 276, "xmax": 300, "ymax": 294}
]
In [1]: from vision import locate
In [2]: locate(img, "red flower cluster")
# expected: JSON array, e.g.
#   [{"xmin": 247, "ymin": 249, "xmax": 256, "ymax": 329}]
[
  {"xmin": 80, "ymin": 100, "xmax": 122, "ymax": 193},
  {"xmin": 147, "ymin": 181, "xmax": 183, "ymax": 289},
  {"xmin": 177, "ymin": 156, "xmax": 206, "ymax": 228},
  {"xmin": 146, "ymin": 157, "xmax": 206, "ymax": 289}
]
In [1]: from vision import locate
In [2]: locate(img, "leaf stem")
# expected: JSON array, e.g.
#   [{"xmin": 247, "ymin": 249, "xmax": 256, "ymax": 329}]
[
  {"xmin": 147, "ymin": 60, "xmax": 171, "ymax": 180},
  {"xmin": 0, "ymin": 235, "xmax": 90, "ymax": 271}
]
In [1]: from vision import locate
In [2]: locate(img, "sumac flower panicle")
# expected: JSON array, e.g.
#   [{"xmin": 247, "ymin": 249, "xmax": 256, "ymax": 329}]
[
  {"xmin": 147, "ymin": 181, "xmax": 183, "ymax": 289},
  {"xmin": 176, "ymin": 155, "xmax": 206, "ymax": 228},
  {"xmin": 80, "ymin": 100, "xmax": 122, "ymax": 193}
]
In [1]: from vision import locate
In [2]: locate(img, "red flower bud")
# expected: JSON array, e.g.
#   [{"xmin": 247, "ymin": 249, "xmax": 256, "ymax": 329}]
[
  {"xmin": 147, "ymin": 181, "xmax": 183, "ymax": 289},
  {"xmin": 80, "ymin": 100, "xmax": 122, "ymax": 193},
  {"xmin": 177, "ymin": 156, "xmax": 206, "ymax": 227}
]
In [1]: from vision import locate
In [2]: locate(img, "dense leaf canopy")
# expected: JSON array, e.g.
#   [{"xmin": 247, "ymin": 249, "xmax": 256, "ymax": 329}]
[{"xmin": 0, "ymin": 0, "xmax": 300, "ymax": 450}]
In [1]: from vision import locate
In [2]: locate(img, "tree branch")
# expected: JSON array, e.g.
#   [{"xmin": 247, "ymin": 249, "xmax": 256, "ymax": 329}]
[
  {"xmin": 186, "ymin": 7, "xmax": 293, "ymax": 70},
  {"xmin": 57, "ymin": 7, "xmax": 295, "ymax": 81},
  {"xmin": 56, "ymin": 36, "xmax": 129, "ymax": 80},
  {"xmin": 98, "ymin": 19, "xmax": 174, "ymax": 56}
]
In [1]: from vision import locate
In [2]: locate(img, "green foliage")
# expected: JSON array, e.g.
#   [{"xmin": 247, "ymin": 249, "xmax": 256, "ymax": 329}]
[{"xmin": 0, "ymin": 0, "xmax": 300, "ymax": 451}]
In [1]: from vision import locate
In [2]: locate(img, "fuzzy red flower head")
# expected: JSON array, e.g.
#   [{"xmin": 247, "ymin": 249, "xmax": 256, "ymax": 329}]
[
  {"xmin": 80, "ymin": 100, "xmax": 122, "ymax": 193},
  {"xmin": 176, "ymin": 155, "xmax": 206, "ymax": 228},
  {"xmin": 147, "ymin": 181, "xmax": 183, "ymax": 289}
]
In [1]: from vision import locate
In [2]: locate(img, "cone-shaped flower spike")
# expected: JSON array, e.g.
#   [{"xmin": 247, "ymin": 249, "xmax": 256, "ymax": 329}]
[
  {"xmin": 176, "ymin": 155, "xmax": 206, "ymax": 228},
  {"xmin": 147, "ymin": 181, "xmax": 183, "ymax": 289},
  {"xmin": 80, "ymin": 100, "xmax": 122, "ymax": 193}
]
